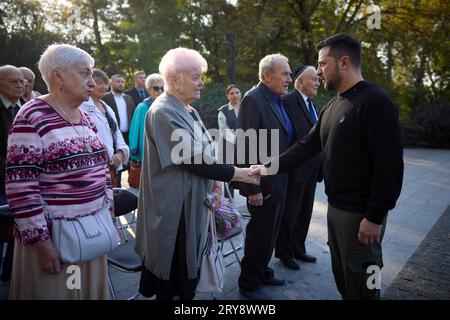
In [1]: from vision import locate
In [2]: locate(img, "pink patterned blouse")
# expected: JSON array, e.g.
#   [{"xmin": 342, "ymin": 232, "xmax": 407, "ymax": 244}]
[{"xmin": 5, "ymin": 98, "xmax": 113, "ymax": 246}]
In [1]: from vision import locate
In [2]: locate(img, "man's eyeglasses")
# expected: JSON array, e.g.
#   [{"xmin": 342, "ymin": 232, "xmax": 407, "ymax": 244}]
[
  {"xmin": 152, "ymin": 86, "xmax": 164, "ymax": 92},
  {"xmin": 5, "ymin": 79, "xmax": 27, "ymax": 86}
]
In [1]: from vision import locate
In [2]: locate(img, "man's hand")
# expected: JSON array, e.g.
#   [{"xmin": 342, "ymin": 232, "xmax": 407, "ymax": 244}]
[
  {"xmin": 249, "ymin": 164, "xmax": 268, "ymax": 177},
  {"xmin": 232, "ymin": 167, "xmax": 261, "ymax": 185},
  {"xmin": 248, "ymin": 193, "xmax": 263, "ymax": 206},
  {"xmin": 358, "ymin": 218, "xmax": 382, "ymax": 246},
  {"xmin": 35, "ymin": 240, "xmax": 63, "ymax": 274}
]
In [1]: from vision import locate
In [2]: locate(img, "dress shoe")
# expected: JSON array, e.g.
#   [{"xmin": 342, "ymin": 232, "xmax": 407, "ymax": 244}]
[
  {"xmin": 239, "ymin": 288, "xmax": 271, "ymax": 300},
  {"xmin": 296, "ymin": 253, "xmax": 317, "ymax": 263},
  {"xmin": 281, "ymin": 258, "xmax": 300, "ymax": 270},
  {"xmin": 261, "ymin": 276, "xmax": 286, "ymax": 286}
]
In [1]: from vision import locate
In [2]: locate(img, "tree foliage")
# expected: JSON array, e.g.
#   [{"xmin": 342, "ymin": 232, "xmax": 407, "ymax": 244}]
[{"xmin": 1, "ymin": 0, "xmax": 448, "ymax": 145}]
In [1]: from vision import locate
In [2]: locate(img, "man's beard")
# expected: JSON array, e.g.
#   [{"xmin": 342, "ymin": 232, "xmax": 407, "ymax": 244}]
[
  {"xmin": 113, "ymin": 87, "xmax": 124, "ymax": 93},
  {"xmin": 325, "ymin": 65, "xmax": 341, "ymax": 91}
]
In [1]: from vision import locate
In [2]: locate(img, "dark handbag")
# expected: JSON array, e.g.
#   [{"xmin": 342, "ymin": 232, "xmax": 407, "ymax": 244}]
[
  {"xmin": 108, "ymin": 164, "xmax": 120, "ymax": 187},
  {"xmin": 128, "ymin": 160, "xmax": 141, "ymax": 188}
]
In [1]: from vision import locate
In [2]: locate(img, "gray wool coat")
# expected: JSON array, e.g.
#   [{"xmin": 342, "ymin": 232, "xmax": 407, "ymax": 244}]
[{"xmin": 135, "ymin": 92, "xmax": 215, "ymax": 280}]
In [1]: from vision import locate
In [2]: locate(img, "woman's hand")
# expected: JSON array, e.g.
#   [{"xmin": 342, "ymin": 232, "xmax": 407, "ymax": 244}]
[
  {"xmin": 232, "ymin": 167, "xmax": 261, "ymax": 185},
  {"xmin": 112, "ymin": 150, "xmax": 124, "ymax": 167},
  {"xmin": 35, "ymin": 240, "xmax": 63, "ymax": 275}
]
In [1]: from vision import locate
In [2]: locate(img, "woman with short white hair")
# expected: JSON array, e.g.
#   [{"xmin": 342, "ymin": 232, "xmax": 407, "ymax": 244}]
[
  {"xmin": 6, "ymin": 44, "xmax": 115, "ymax": 299},
  {"xmin": 127, "ymin": 73, "xmax": 164, "ymax": 188},
  {"xmin": 135, "ymin": 47, "xmax": 258, "ymax": 300}
]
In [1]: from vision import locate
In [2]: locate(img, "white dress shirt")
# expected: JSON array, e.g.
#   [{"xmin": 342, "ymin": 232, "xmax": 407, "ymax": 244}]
[
  {"xmin": 298, "ymin": 90, "xmax": 318, "ymax": 121},
  {"xmin": 112, "ymin": 91, "xmax": 129, "ymax": 133},
  {"xmin": 217, "ymin": 103, "xmax": 239, "ymax": 144},
  {"xmin": 81, "ymin": 97, "xmax": 130, "ymax": 170},
  {"xmin": 0, "ymin": 95, "xmax": 23, "ymax": 109}
]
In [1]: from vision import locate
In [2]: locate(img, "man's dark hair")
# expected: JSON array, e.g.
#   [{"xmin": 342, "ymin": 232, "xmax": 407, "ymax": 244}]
[{"xmin": 316, "ymin": 33, "xmax": 361, "ymax": 67}]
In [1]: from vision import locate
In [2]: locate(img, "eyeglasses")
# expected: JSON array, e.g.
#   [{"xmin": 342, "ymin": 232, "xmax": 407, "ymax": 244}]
[
  {"xmin": 152, "ymin": 86, "xmax": 164, "ymax": 92},
  {"xmin": 5, "ymin": 79, "xmax": 27, "ymax": 86}
]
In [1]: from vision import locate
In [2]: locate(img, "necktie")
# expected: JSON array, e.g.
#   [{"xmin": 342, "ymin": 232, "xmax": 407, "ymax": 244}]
[
  {"xmin": 277, "ymin": 98, "xmax": 294, "ymax": 142},
  {"xmin": 139, "ymin": 90, "xmax": 145, "ymax": 100},
  {"xmin": 307, "ymin": 98, "xmax": 317, "ymax": 124},
  {"xmin": 9, "ymin": 104, "xmax": 19, "ymax": 119}
]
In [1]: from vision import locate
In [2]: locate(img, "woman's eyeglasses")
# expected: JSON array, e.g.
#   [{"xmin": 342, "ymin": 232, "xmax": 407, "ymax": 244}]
[{"xmin": 152, "ymin": 86, "xmax": 164, "ymax": 92}]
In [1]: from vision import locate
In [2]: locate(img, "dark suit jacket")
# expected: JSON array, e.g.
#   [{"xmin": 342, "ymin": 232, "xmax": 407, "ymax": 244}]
[
  {"xmin": 124, "ymin": 87, "xmax": 149, "ymax": 106},
  {"xmin": 102, "ymin": 92, "xmax": 136, "ymax": 132},
  {"xmin": 236, "ymin": 83, "xmax": 292, "ymax": 204},
  {"xmin": 1, "ymin": 98, "xmax": 25, "ymax": 195},
  {"xmin": 282, "ymin": 90, "xmax": 322, "ymax": 183}
]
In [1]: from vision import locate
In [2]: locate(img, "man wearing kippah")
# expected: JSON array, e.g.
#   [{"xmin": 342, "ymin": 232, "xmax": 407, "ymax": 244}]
[
  {"xmin": 250, "ymin": 34, "xmax": 404, "ymax": 299},
  {"xmin": 275, "ymin": 65, "xmax": 323, "ymax": 270}
]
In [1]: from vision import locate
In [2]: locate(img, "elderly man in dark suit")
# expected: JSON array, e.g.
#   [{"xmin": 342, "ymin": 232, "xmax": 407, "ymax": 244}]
[
  {"xmin": 275, "ymin": 65, "xmax": 322, "ymax": 270},
  {"xmin": 237, "ymin": 54, "xmax": 293, "ymax": 300},
  {"xmin": 102, "ymin": 74, "xmax": 136, "ymax": 145},
  {"xmin": 125, "ymin": 71, "xmax": 148, "ymax": 106},
  {"xmin": 0, "ymin": 64, "xmax": 25, "ymax": 282}
]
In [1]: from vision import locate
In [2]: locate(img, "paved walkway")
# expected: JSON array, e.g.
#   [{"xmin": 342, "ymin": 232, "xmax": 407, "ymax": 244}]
[
  {"xmin": 104, "ymin": 148, "xmax": 450, "ymax": 299},
  {"xmin": 383, "ymin": 205, "xmax": 450, "ymax": 299}
]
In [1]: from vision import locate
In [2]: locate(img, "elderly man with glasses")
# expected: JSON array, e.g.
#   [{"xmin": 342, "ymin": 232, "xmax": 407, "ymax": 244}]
[
  {"xmin": 0, "ymin": 64, "xmax": 26, "ymax": 282},
  {"xmin": 19, "ymin": 67, "xmax": 42, "ymax": 102}
]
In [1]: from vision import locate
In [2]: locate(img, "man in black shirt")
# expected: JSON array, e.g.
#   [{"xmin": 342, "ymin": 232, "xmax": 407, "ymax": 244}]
[{"xmin": 251, "ymin": 34, "xmax": 404, "ymax": 299}]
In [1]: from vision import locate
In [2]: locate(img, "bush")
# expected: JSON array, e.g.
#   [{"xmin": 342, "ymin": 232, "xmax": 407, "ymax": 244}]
[
  {"xmin": 192, "ymin": 83, "xmax": 228, "ymax": 129},
  {"xmin": 401, "ymin": 103, "xmax": 450, "ymax": 148}
]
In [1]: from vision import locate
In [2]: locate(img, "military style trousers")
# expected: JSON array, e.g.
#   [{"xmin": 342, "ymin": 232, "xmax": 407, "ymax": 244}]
[{"xmin": 327, "ymin": 205, "xmax": 387, "ymax": 300}]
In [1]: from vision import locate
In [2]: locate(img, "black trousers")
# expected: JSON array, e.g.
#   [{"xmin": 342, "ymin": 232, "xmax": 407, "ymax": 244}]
[
  {"xmin": 139, "ymin": 211, "xmax": 197, "ymax": 300},
  {"xmin": 275, "ymin": 178, "xmax": 317, "ymax": 260},
  {"xmin": 239, "ymin": 196, "xmax": 285, "ymax": 291}
]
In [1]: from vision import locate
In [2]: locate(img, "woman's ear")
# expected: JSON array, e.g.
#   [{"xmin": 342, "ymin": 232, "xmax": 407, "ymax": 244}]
[{"xmin": 52, "ymin": 69, "xmax": 64, "ymax": 89}]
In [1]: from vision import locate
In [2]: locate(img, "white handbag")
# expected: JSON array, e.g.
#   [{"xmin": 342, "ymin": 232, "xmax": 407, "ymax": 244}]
[
  {"xmin": 196, "ymin": 209, "xmax": 225, "ymax": 294},
  {"xmin": 44, "ymin": 197, "xmax": 120, "ymax": 264}
]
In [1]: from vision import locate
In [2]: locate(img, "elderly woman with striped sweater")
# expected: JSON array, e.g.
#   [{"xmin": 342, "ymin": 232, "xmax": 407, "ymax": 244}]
[{"xmin": 5, "ymin": 44, "xmax": 115, "ymax": 299}]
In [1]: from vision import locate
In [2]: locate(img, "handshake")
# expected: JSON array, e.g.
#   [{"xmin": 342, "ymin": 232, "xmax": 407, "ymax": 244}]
[{"xmin": 231, "ymin": 164, "xmax": 269, "ymax": 185}]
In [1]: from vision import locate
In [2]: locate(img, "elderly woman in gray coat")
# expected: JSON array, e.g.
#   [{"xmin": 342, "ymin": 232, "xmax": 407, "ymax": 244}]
[{"xmin": 135, "ymin": 48, "xmax": 258, "ymax": 300}]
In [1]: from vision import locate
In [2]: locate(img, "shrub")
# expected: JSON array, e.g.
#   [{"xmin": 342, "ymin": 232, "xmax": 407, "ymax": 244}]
[{"xmin": 401, "ymin": 103, "xmax": 450, "ymax": 148}]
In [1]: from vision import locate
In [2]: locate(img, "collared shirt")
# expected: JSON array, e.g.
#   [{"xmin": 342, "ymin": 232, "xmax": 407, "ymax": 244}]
[
  {"xmin": 112, "ymin": 91, "xmax": 129, "ymax": 132},
  {"xmin": 0, "ymin": 95, "xmax": 22, "ymax": 110},
  {"xmin": 218, "ymin": 103, "xmax": 239, "ymax": 144},
  {"xmin": 260, "ymin": 83, "xmax": 294, "ymax": 142},
  {"xmin": 297, "ymin": 89, "xmax": 318, "ymax": 121}
]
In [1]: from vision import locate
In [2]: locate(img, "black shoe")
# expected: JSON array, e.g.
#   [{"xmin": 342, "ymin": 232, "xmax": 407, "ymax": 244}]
[
  {"xmin": 296, "ymin": 253, "xmax": 317, "ymax": 263},
  {"xmin": 261, "ymin": 276, "xmax": 286, "ymax": 286},
  {"xmin": 281, "ymin": 258, "xmax": 300, "ymax": 270},
  {"xmin": 239, "ymin": 288, "xmax": 271, "ymax": 300}
]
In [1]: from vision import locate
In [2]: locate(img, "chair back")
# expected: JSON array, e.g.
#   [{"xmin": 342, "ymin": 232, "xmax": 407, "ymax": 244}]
[
  {"xmin": 0, "ymin": 205, "xmax": 14, "ymax": 243},
  {"xmin": 113, "ymin": 188, "xmax": 138, "ymax": 217}
]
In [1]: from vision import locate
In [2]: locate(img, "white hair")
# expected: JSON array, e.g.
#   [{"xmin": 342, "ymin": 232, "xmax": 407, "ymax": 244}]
[
  {"xmin": 258, "ymin": 53, "xmax": 289, "ymax": 82},
  {"xmin": 159, "ymin": 47, "xmax": 207, "ymax": 89},
  {"xmin": 145, "ymin": 73, "xmax": 164, "ymax": 90},
  {"xmin": 38, "ymin": 44, "xmax": 94, "ymax": 88}
]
